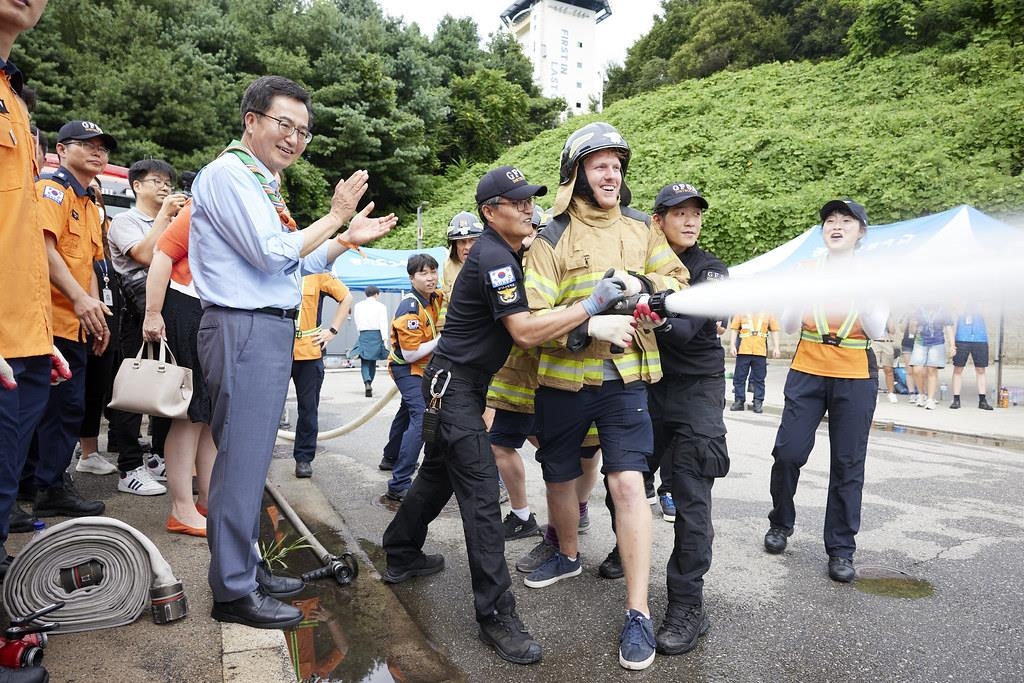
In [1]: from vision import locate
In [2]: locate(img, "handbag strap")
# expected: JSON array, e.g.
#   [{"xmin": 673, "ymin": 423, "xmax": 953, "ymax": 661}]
[{"xmin": 135, "ymin": 340, "xmax": 180, "ymax": 368}]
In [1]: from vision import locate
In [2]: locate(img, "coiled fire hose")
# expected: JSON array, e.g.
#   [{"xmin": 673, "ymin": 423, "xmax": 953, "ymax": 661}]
[
  {"xmin": 2, "ymin": 517, "xmax": 188, "ymax": 634},
  {"xmin": 277, "ymin": 382, "xmax": 397, "ymax": 442}
]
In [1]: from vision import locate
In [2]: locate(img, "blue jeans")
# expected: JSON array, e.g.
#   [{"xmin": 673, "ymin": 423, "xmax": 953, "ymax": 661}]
[{"xmin": 385, "ymin": 371, "xmax": 426, "ymax": 493}]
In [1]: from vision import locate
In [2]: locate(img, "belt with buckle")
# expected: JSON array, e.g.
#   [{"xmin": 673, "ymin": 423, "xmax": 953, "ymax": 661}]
[{"xmin": 253, "ymin": 306, "xmax": 299, "ymax": 320}]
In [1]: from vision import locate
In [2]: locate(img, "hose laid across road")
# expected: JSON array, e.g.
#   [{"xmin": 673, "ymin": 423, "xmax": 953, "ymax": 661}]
[
  {"xmin": 2, "ymin": 517, "xmax": 187, "ymax": 634},
  {"xmin": 276, "ymin": 382, "xmax": 398, "ymax": 442}
]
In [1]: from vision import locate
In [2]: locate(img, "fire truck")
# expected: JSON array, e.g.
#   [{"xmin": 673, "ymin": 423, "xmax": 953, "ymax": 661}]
[{"xmin": 41, "ymin": 152, "xmax": 134, "ymax": 217}]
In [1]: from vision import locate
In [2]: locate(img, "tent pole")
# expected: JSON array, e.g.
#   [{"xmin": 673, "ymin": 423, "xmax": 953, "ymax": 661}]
[{"xmin": 996, "ymin": 309, "xmax": 1005, "ymax": 405}]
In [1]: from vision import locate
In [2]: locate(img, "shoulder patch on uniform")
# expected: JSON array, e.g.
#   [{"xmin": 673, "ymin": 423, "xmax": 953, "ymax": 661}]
[
  {"xmin": 488, "ymin": 266, "xmax": 517, "ymax": 289},
  {"xmin": 43, "ymin": 186, "xmax": 65, "ymax": 205},
  {"xmin": 495, "ymin": 284, "xmax": 520, "ymax": 305},
  {"xmin": 406, "ymin": 319, "xmax": 420, "ymax": 330}
]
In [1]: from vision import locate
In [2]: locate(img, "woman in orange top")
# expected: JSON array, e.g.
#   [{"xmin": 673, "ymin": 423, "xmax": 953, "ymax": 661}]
[
  {"xmin": 762, "ymin": 199, "xmax": 889, "ymax": 584},
  {"xmin": 142, "ymin": 203, "xmax": 213, "ymax": 536}
]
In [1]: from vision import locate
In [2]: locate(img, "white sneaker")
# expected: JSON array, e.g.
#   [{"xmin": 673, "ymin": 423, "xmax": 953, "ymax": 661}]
[
  {"xmin": 118, "ymin": 466, "xmax": 167, "ymax": 496},
  {"xmin": 924, "ymin": 398, "xmax": 937, "ymax": 410},
  {"xmin": 76, "ymin": 453, "xmax": 118, "ymax": 475},
  {"xmin": 915, "ymin": 394, "xmax": 927, "ymax": 407},
  {"xmin": 908, "ymin": 393, "xmax": 919, "ymax": 404},
  {"xmin": 145, "ymin": 454, "xmax": 167, "ymax": 482},
  {"xmin": 887, "ymin": 392, "xmax": 898, "ymax": 404}
]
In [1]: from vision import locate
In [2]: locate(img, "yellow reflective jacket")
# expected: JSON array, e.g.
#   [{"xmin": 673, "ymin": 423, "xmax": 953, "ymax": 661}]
[{"xmin": 524, "ymin": 198, "xmax": 689, "ymax": 391}]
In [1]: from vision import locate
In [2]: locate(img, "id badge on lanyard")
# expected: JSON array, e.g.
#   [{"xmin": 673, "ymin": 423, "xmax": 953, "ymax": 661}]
[{"xmin": 99, "ymin": 260, "xmax": 114, "ymax": 307}]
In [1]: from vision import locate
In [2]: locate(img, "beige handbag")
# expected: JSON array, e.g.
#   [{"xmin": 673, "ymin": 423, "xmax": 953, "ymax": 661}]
[{"xmin": 108, "ymin": 340, "xmax": 193, "ymax": 419}]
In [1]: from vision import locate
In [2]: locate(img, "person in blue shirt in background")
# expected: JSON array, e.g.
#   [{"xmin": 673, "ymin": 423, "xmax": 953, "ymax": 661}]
[{"xmin": 949, "ymin": 305, "xmax": 993, "ymax": 410}]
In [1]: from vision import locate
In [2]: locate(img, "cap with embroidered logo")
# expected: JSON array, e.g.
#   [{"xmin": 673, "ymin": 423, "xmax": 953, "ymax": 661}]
[
  {"xmin": 57, "ymin": 120, "xmax": 117, "ymax": 152},
  {"xmin": 652, "ymin": 182, "xmax": 708, "ymax": 213},
  {"xmin": 476, "ymin": 166, "xmax": 547, "ymax": 205}
]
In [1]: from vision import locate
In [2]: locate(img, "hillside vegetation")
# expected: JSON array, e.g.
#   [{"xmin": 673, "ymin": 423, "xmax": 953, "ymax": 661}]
[{"xmin": 402, "ymin": 39, "xmax": 1024, "ymax": 265}]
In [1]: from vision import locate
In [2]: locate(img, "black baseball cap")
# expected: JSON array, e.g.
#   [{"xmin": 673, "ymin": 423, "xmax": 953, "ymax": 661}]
[
  {"xmin": 57, "ymin": 120, "xmax": 117, "ymax": 152},
  {"xmin": 819, "ymin": 199, "xmax": 868, "ymax": 226},
  {"xmin": 652, "ymin": 182, "xmax": 709, "ymax": 213},
  {"xmin": 476, "ymin": 166, "xmax": 547, "ymax": 205}
]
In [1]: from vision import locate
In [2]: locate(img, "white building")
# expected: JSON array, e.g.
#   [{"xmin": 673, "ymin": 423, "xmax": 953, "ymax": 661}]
[{"xmin": 500, "ymin": 0, "xmax": 612, "ymax": 116}]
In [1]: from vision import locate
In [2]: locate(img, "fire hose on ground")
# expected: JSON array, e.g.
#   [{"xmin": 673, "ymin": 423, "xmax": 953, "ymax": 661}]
[
  {"xmin": 276, "ymin": 382, "xmax": 398, "ymax": 442},
  {"xmin": 264, "ymin": 484, "xmax": 357, "ymax": 586},
  {"xmin": 1, "ymin": 517, "xmax": 187, "ymax": 634}
]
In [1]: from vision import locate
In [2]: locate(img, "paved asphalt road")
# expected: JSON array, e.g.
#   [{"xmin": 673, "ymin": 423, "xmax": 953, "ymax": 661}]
[{"xmin": 291, "ymin": 370, "xmax": 1024, "ymax": 683}]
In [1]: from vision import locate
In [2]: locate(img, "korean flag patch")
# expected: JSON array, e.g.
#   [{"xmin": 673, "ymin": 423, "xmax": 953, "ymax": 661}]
[
  {"xmin": 488, "ymin": 266, "xmax": 517, "ymax": 289},
  {"xmin": 43, "ymin": 186, "xmax": 65, "ymax": 205}
]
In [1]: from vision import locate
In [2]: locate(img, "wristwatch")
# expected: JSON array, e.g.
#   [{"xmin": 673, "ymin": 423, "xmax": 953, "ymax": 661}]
[{"xmin": 328, "ymin": 327, "xmax": 338, "ymax": 335}]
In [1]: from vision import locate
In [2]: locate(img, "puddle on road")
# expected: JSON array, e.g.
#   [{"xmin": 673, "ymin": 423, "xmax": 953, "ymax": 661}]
[
  {"xmin": 853, "ymin": 565, "xmax": 935, "ymax": 599},
  {"xmin": 260, "ymin": 496, "xmax": 462, "ymax": 683}
]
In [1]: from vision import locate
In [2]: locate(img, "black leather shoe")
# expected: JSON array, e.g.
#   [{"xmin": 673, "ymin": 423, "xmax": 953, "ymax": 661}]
[
  {"xmin": 378, "ymin": 458, "xmax": 395, "ymax": 471},
  {"xmin": 979, "ymin": 397, "xmax": 993, "ymax": 411},
  {"xmin": 598, "ymin": 546, "xmax": 624, "ymax": 579},
  {"xmin": 828, "ymin": 556, "xmax": 856, "ymax": 583},
  {"xmin": 752, "ymin": 400, "xmax": 763, "ymax": 414},
  {"xmin": 364, "ymin": 382, "xmax": 373, "ymax": 398},
  {"xmin": 382, "ymin": 553, "xmax": 444, "ymax": 584},
  {"xmin": 729, "ymin": 400, "xmax": 744, "ymax": 411},
  {"xmin": 384, "ymin": 487, "xmax": 406, "ymax": 502},
  {"xmin": 949, "ymin": 397, "xmax": 961, "ymax": 409},
  {"xmin": 764, "ymin": 526, "xmax": 792, "ymax": 554},
  {"xmin": 8, "ymin": 503, "xmax": 36, "ymax": 533},
  {"xmin": 33, "ymin": 484, "xmax": 104, "ymax": 518},
  {"xmin": 294, "ymin": 461, "xmax": 312, "ymax": 478},
  {"xmin": 256, "ymin": 560, "xmax": 305, "ymax": 598},
  {"xmin": 211, "ymin": 587, "xmax": 303, "ymax": 629},
  {"xmin": 656, "ymin": 602, "xmax": 711, "ymax": 655}
]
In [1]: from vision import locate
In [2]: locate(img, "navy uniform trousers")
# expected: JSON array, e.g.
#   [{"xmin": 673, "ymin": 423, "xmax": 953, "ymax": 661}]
[
  {"xmin": 647, "ymin": 375, "xmax": 730, "ymax": 606},
  {"xmin": 769, "ymin": 369, "xmax": 877, "ymax": 560},
  {"xmin": 382, "ymin": 361, "xmax": 514, "ymax": 621},
  {"xmin": 290, "ymin": 357, "xmax": 326, "ymax": 464},
  {"xmin": 198, "ymin": 307, "xmax": 294, "ymax": 602}
]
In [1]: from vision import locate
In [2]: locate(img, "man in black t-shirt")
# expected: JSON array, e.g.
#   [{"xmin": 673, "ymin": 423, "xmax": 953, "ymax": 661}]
[{"xmin": 381, "ymin": 166, "xmax": 634, "ymax": 666}]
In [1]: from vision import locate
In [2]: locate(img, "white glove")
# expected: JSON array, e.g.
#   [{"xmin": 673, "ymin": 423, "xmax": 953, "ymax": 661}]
[
  {"xmin": 611, "ymin": 270, "xmax": 643, "ymax": 297},
  {"xmin": 0, "ymin": 354, "xmax": 15, "ymax": 390},
  {"xmin": 587, "ymin": 315, "xmax": 636, "ymax": 348}
]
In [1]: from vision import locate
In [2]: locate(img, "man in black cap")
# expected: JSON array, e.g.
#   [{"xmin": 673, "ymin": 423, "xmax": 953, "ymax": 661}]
[
  {"xmin": 26, "ymin": 120, "xmax": 116, "ymax": 520},
  {"xmin": 381, "ymin": 165, "xmax": 633, "ymax": 666},
  {"xmin": 635, "ymin": 182, "xmax": 730, "ymax": 656}
]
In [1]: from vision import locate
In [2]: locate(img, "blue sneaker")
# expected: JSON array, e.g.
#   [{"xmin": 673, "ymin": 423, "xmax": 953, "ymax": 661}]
[
  {"xmin": 659, "ymin": 493, "xmax": 676, "ymax": 523},
  {"xmin": 523, "ymin": 551, "xmax": 582, "ymax": 588},
  {"xmin": 619, "ymin": 609, "xmax": 656, "ymax": 670}
]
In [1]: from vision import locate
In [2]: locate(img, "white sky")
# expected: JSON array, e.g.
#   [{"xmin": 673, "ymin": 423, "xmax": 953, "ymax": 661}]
[{"xmin": 374, "ymin": 0, "xmax": 663, "ymax": 68}]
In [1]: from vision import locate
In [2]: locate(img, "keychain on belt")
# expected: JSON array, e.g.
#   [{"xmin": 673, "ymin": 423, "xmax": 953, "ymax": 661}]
[{"xmin": 421, "ymin": 369, "xmax": 451, "ymax": 445}]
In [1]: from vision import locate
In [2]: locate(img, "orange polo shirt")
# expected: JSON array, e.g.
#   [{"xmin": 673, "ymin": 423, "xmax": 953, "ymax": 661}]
[
  {"xmin": 0, "ymin": 69, "xmax": 52, "ymax": 358},
  {"xmin": 36, "ymin": 169, "xmax": 105, "ymax": 342},
  {"xmin": 792, "ymin": 314, "xmax": 871, "ymax": 379},
  {"xmin": 293, "ymin": 274, "xmax": 350, "ymax": 361}
]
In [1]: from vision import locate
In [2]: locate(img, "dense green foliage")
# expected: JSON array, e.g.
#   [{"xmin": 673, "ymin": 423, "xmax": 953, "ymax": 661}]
[
  {"xmin": 605, "ymin": 0, "xmax": 1020, "ymax": 105},
  {"xmin": 415, "ymin": 40, "xmax": 1024, "ymax": 265},
  {"xmin": 12, "ymin": 0, "xmax": 562, "ymax": 226}
]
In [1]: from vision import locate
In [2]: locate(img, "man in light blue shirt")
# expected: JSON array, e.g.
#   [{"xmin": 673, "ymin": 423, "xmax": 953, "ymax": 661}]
[{"xmin": 191, "ymin": 75, "xmax": 395, "ymax": 630}]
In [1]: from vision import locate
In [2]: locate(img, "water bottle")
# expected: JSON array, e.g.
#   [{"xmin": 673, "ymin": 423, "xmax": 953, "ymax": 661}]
[
  {"xmin": 939, "ymin": 383, "xmax": 948, "ymax": 401},
  {"xmin": 31, "ymin": 519, "xmax": 46, "ymax": 542}
]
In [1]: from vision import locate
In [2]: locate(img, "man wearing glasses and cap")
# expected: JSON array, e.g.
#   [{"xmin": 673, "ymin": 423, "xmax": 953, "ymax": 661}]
[
  {"xmin": 26, "ymin": 120, "xmax": 115, "ymax": 521},
  {"xmin": 381, "ymin": 165, "xmax": 633, "ymax": 666}
]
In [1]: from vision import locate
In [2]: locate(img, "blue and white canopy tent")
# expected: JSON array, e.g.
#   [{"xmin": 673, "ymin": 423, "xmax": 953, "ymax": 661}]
[{"xmin": 728, "ymin": 205, "xmax": 1024, "ymax": 392}]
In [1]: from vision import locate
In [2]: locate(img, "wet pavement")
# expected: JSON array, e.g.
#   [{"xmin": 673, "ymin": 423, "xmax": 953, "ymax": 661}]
[{"xmin": 4, "ymin": 359, "xmax": 1022, "ymax": 682}]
